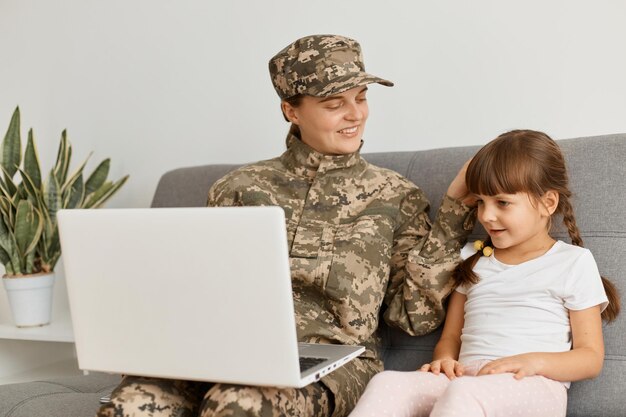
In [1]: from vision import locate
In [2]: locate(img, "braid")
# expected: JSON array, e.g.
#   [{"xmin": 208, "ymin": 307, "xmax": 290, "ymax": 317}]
[
  {"xmin": 601, "ymin": 278, "xmax": 621, "ymax": 322},
  {"xmin": 454, "ymin": 237, "xmax": 493, "ymax": 287},
  {"xmin": 559, "ymin": 197, "xmax": 583, "ymax": 247},
  {"xmin": 465, "ymin": 130, "xmax": 620, "ymax": 321},
  {"xmin": 559, "ymin": 196, "xmax": 620, "ymax": 321}
]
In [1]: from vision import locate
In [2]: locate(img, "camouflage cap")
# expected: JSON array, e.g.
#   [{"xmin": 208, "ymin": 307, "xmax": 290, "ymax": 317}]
[{"xmin": 269, "ymin": 34, "xmax": 394, "ymax": 100}]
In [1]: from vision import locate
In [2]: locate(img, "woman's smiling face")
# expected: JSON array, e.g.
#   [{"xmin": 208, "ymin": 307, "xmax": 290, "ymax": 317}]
[{"xmin": 282, "ymin": 86, "xmax": 369, "ymax": 155}]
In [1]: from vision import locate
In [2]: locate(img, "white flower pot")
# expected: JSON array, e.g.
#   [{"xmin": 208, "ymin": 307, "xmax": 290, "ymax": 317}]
[{"xmin": 2, "ymin": 272, "xmax": 55, "ymax": 327}]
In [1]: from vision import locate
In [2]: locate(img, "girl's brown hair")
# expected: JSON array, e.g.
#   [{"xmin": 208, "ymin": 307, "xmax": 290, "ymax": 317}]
[{"xmin": 455, "ymin": 129, "xmax": 620, "ymax": 322}]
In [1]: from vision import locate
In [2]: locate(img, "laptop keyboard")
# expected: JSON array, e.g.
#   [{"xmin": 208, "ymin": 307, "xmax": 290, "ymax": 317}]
[{"xmin": 300, "ymin": 356, "xmax": 327, "ymax": 372}]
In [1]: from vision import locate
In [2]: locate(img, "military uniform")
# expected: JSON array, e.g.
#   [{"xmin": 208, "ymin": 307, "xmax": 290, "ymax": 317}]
[
  {"xmin": 97, "ymin": 34, "xmax": 474, "ymax": 417},
  {"xmin": 98, "ymin": 136, "xmax": 473, "ymax": 417},
  {"xmin": 207, "ymin": 135, "xmax": 473, "ymax": 415}
]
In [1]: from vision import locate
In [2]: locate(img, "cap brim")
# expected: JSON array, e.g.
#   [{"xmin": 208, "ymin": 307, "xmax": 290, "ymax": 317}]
[{"xmin": 314, "ymin": 72, "xmax": 394, "ymax": 97}]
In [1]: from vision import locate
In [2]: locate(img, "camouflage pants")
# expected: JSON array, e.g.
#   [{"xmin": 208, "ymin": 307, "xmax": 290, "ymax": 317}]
[{"xmin": 96, "ymin": 375, "xmax": 333, "ymax": 417}]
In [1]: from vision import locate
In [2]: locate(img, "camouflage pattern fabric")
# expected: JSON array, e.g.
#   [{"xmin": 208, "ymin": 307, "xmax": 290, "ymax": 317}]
[
  {"xmin": 198, "ymin": 380, "xmax": 332, "ymax": 417},
  {"xmin": 206, "ymin": 135, "xmax": 474, "ymax": 416},
  {"xmin": 97, "ymin": 375, "xmax": 332, "ymax": 417},
  {"xmin": 96, "ymin": 376, "xmax": 207, "ymax": 417},
  {"xmin": 269, "ymin": 34, "xmax": 393, "ymax": 100},
  {"xmin": 97, "ymin": 134, "xmax": 473, "ymax": 417}
]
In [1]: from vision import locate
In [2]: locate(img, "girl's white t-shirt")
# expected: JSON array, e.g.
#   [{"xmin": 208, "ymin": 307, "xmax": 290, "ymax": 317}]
[{"xmin": 456, "ymin": 240, "xmax": 608, "ymax": 366}]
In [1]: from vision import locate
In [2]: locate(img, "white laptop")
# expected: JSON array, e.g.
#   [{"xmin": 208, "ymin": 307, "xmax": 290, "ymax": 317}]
[{"xmin": 57, "ymin": 206, "xmax": 364, "ymax": 388}]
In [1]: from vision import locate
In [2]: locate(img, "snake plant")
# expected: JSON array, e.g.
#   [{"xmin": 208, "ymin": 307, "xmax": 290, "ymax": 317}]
[{"xmin": 0, "ymin": 107, "xmax": 128, "ymax": 276}]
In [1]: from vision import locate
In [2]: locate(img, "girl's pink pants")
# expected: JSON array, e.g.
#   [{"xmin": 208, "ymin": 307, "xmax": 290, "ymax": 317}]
[{"xmin": 349, "ymin": 361, "xmax": 567, "ymax": 417}]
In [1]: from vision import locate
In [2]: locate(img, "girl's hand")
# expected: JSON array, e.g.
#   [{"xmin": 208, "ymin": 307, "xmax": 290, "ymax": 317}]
[
  {"xmin": 419, "ymin": 358, "xmax": 464, "ymax": 379},
  {"xmin": 477, "ymin": 353, "xmax": 544, "ymax": 379},
  {"xmin": 446, "ymin": 159, "xmax": 475, "ymax": 206}
]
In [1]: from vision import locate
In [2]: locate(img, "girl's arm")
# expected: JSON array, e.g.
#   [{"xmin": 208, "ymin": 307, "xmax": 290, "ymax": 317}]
[
  {"xmin": 478, "ymin": 305, "xmax": 604, "ymax": 381},
  {"xmin": 420, "ymin": 290, "xmax": 466, "ymax": 379}
]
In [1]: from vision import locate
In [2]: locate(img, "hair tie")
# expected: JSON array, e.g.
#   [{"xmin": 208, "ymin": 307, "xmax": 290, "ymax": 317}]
[{"xmin": 473, "ymin": 240, "xmax": 493, "ymax": 257}]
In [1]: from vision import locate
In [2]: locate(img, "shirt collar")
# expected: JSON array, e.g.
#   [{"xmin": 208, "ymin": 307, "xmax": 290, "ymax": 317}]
[{"xmin": 280, "ymin": 134, "xmax": 363, "ymax": 180}]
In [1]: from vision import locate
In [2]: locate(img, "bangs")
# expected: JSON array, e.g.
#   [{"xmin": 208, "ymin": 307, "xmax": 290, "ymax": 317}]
[{"xmin": 466, "ymin": 137, "xmax": 544, "ymax": 197}]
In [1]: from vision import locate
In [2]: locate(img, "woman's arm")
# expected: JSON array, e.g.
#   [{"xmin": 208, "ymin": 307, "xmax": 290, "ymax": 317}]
[
  {"xmin": 478, "ymin": 305, "xmax": 605, "ymax": 381},
  {"xmin": 383, "ymin": 184, "xmax": 475, "ymax": 336}
]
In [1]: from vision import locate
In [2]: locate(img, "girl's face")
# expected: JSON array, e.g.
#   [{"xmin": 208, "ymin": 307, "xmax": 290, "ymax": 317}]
[
  {"xmin": 475, "ymin": 191, "xmax": 558, "ymax": 258},
  {"xmin": 282, "ymin": 86, "xmax": 369, "ymax": 155}
]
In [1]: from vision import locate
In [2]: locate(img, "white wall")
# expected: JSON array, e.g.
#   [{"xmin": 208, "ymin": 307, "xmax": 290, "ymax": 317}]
[{"xmin": 1, "ymin": 0, "xmax": 626, "ymax": 209}]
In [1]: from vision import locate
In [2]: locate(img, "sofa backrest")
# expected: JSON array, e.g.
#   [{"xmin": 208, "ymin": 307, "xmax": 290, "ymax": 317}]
[{"xmin": 152, "ymin": 134, "xmax": 626, "ymax": 417}]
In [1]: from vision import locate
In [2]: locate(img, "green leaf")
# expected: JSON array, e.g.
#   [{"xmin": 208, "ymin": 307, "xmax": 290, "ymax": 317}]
[
  {"xmin": 60, "ymin": 153, "xmax": 90, "ymax": 195},
  {"xmin": 0, "ymin": 212, "xmax": 13, "ymax": 267},
  {"xmin": 0, "ymin": 166, "xmax": 18, "ymax": 197},
  {"xmin": 43, "ymin": 226, "xmax": 61, "ymax": 272},
  {"xmin": 0, "ymin": 178, "xmax": 13, "ymax": 199},
  {"xmin": 82, "ymin": 175, "xmax": 128, "ymax": 208},
  {"xmin": 53, "ymin": 130, "xmax": 72, "ymax": 185},
  {"xmin": 14, "ymin": 200, "xmax": 43, "ymax": 259},
  {"xmin": 0, "ymin": 178, "xmax": 15, "ymax": 202},
  {"xmin": 84, "ymin": 158, "xmax": 110, "ymax": 196},
  {"xmin": 24, "ymin": 128, "xmax": 42, "ymax": 189},
  {"xmin": 0, "ymin": 245, "xmax": 11, "ymax": 267},
  {"xmin": 64, "ymin": 173, "xmax": 85, "ymax": 209},
  {"xmin": 0, "ymin": 196, "xmax": 15, "ymax": 233},
  {"xmin": 0, "ymin": 215, "xmax": 20, "ymax": 274},
  {"xmin": 24, "ymin": 250, "xmax": 35, "ymax": 274},
  {"xmin": 0, "ymin": 195, "xmax": 13, "ymax": 215},
  {"xmin": 18, "ymin": 168, "xmax": 47, "ymax": 219},
  {"xmin": 17, "ymin": 167, "xmax": 38, "ymax": 198},
  {"xmin": 1, "ymin": 107, "xmax": 22, "ymax": 180},
  {"xmin": 0, "ymin": 196, "xmax": 15, "ymax": 229},
  {"xmin": 44, "ymin": 169, "xmax": 62, "ymax": 224},
  {"xmin": 82, "ymin": 181, "xmax": 113, "ymax": 208}
]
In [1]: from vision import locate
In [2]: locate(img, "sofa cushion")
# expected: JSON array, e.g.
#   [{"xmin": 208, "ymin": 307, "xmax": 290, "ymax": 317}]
[
  {"xmin": 1, "ymin": 134, "xmax": 620, "ymax": 417},
  {"xmin": 0, "ymin": 374, "xmax": 120, "ymax": 417},
  {"xmin": 150, "ymin": 135, "xmax": 626, "ymax": 417}
]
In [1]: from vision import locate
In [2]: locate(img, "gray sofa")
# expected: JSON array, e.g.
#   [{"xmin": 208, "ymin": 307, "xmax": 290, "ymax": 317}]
[{"xmin": 1, "ymin": 134, "xmax": 624, "ymax": 417}]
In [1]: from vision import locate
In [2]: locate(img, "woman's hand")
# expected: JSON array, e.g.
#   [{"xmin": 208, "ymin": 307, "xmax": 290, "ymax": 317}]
[
  {"xmin": 419, "ymin": 358, "xmax": 464, "ymax": 379},
  {"xmin": 446, "ymin": 159, "xmax": 475, "ymax": 206},
  {"xmin": 477, "ymin": 353, "xmax": 545, "ymax": 380}
]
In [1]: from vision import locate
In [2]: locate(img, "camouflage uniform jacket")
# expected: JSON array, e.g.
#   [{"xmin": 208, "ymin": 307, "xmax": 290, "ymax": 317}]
[{"xmin": 206, "ymin": 135, "xmax": 474, "ymax": 416}]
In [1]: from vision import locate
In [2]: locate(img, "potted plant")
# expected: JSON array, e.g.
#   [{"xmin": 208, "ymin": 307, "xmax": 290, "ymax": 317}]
[{"xmin": 1, "ymin": 107, "xmax": 128, "ymax": 327}]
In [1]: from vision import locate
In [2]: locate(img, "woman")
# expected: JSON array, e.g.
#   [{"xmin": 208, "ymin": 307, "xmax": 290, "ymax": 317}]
[{"xmin": 98, "ymin": 34, "xmax": 475, "ymax": 417}]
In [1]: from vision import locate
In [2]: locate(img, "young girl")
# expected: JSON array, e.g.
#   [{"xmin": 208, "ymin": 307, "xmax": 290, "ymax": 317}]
[{"xmin": 349, "ymin": 129, "xmax": 620, "ymax": 417}]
